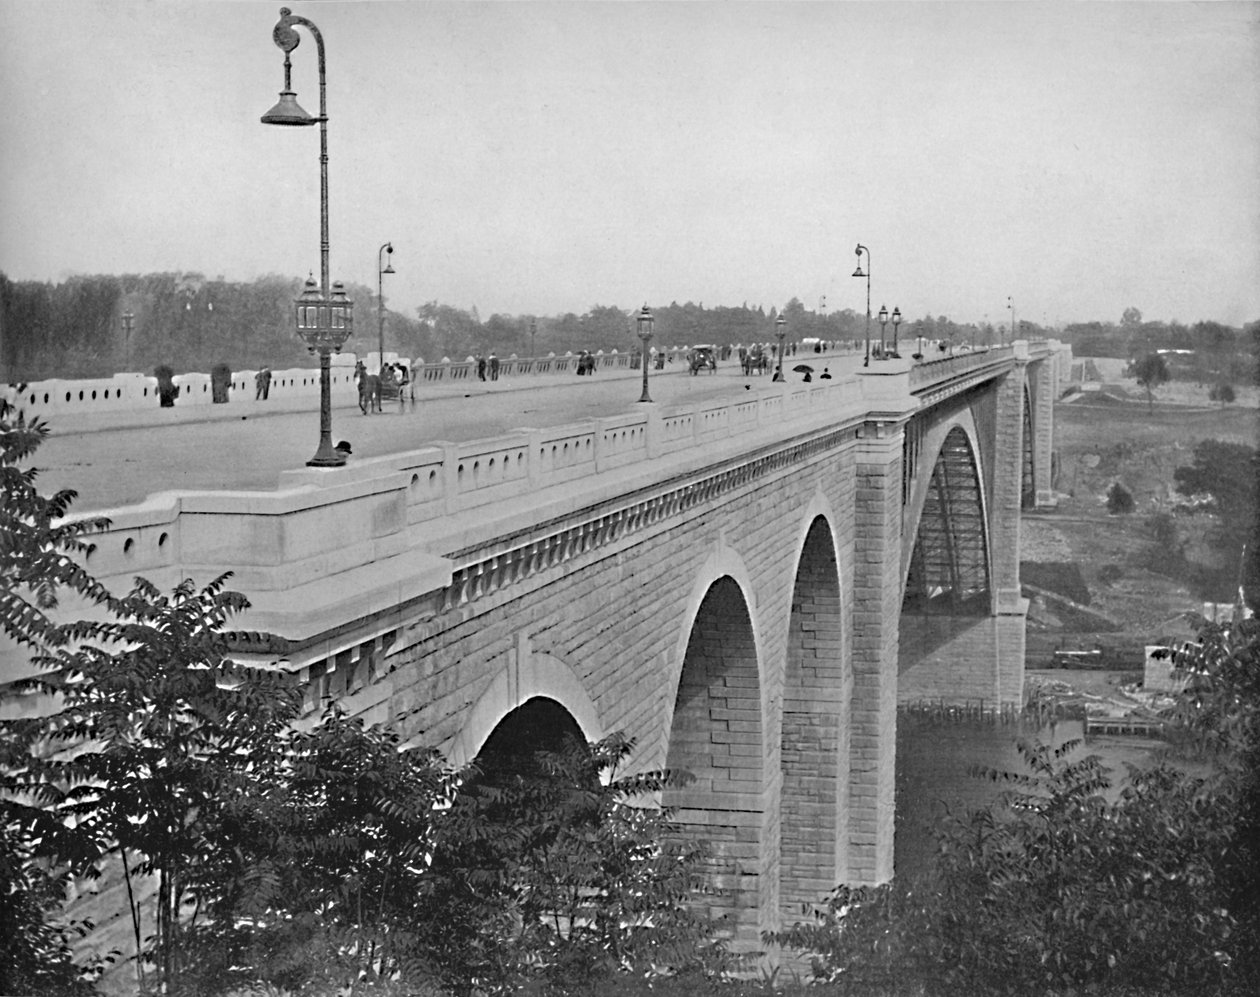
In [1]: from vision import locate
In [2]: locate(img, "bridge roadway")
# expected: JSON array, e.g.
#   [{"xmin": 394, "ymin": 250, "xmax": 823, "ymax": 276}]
[{"xmin": 36, "ymin": 348, "xmax": 863, "ymax": 512}]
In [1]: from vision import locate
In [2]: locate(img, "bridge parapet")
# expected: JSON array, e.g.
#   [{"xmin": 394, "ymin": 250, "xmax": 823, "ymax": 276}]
[{"xmin": 4, "ymin": 353, "xmax": 1010, "ymax": 685}]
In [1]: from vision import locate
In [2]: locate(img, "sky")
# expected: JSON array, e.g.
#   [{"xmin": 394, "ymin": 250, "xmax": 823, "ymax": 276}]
[{"xmin": 1, "ymin": 0, "xmax": 1257, "ymax": 330}]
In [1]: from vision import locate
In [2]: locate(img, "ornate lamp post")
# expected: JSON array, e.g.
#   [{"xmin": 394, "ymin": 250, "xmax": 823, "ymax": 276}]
[
  {"xmin": 377, "ymin": 242, "xmax": 394, "ymax": 373},
  {"xmin": 530, "ymin": 317, "xmax": 537, "ymax": 358},
  {"xmin": 878, "ymin": 304, "xmax": 889, "ymax": 358},
  {"xmin": 852, "ymin": 243, "xmax": 871, "ymax": 366},
  {"xmin": 636, "ymin": 304, "xmax": 654, "ymax": 403},
  {"xmin": 261, "ymin": 6, "xmax": 354, "ymax": 467},
  {"xmin": 121, "ymin": 311, "xmax": 134, "ymax": 371},
  {"xmin": 891, "ymin": 306, "xmax": 902, "ymax": 358},
  {"xmin": 1007, "ymin": 295, "xmax": 1015, "ymax": 346},
  {"xmin": 773, "ymin": 315, "xmax": 786, "ymax": 381}
]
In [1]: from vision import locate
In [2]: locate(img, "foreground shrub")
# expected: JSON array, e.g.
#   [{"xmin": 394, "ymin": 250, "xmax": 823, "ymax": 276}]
[{"xmin": 773, "ymin": 735, "xmax": 1243, "ymax": 995}]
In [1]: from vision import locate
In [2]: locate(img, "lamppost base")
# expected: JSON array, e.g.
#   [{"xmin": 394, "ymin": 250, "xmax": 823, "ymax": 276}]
[
  {"xmin": 637, "ymin": 393, "xmax": 653, "ymax": 403},
  {"xmin": 307, "ymin": 454, "xmax": 347, "ymax": 468}
]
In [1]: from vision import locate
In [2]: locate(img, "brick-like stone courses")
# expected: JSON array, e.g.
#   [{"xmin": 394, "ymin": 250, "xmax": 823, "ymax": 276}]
[
  {"xmin": 849, "ymin": 427, "xmax": 904, "ymax": 885},
  {"xmin": 989, "ymin": 367, "xmax": 1030, "ymax": 705},
  {"xmin": 780, "ymin": 517, "xmax": 850, "ymax": 916},
  {"xmin": 1031, "ymin": 357, "xmax": 1056, "ymax": 506},
  {"xmin": 662, "ymin": 577, "xmax": 764, "ymax": 945}
]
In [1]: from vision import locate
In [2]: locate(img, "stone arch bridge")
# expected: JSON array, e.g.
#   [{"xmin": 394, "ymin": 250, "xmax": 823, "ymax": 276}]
[{"xmin": 37, "ymin": 341, "xmax": 1064, "ymax": 946}]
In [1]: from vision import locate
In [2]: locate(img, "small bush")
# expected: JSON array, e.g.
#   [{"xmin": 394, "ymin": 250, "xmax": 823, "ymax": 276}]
[
  {"xmin": 1106, "ymin": 481, "xmax": 1135, "ymax": 514},
  {"xmin": 1097, "ymin": 563, "xmax": 1124, "ymax": 586}
]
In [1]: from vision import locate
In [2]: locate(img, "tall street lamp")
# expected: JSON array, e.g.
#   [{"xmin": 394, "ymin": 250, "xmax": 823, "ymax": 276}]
[
  {"xmin": 530, "ymin": 317, "xmax": 537, "ymax": 358},
  {"xmin": 773, "ymin": 315, "xmax": 786, "ymax": 381},
  {"xmin": 878, "ymin": 304, "xmax": 889, "ymax": 358},
  {"xmin": 891, "ymin": 306, "xmax": 902, "ymax": 358},
  {"xmin": 378, "ymin": 242, "xmax": 394, "ymax": 373},
  {"xmin": 636, "ymin": 305, "xmax": 654, "ymax": 403},
  {"xmin": 1007, "ymin": 295, "xmax": 1015, "ymax": 346},
  {"xmin": 261, "ymin": 6, "xmax": 354, "ymax": 468},
  {"xmin": 121, "ymin": 311, "xmax": 134, "ymax": 371},
  {"xmin": 852, "ymin": 243, "xmax": 871, "ymax": 366}
]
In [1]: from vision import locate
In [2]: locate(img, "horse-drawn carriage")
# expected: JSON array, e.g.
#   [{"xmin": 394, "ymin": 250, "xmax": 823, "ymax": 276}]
[
  {"xmin": 741, "ymin": 345, "xmax": 769, "ymax": 375},
  {"xmin": 355, "ymin": 361, "xmax": 410, "ymax": 413}
]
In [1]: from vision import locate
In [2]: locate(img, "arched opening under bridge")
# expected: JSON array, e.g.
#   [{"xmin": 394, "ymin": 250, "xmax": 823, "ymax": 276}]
[
  {"xmin": 663, "ymin": 575, "xmax": 765, "ymax": 946},
  {"xmin": 899, "ymin": 425, "xmax": 992, "ymax": 671}
]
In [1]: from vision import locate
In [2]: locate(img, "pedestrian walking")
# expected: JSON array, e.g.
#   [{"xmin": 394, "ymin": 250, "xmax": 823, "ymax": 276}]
[
  {"xmin": 477, "ymin": 355, "xmax": 487, "ymax": 381},
  {"xmin": 255, "ymin": 367, "xmax": 272, "ymax": 400},
  {"xmin": 489, "ymin": 353, "xmax": 500, "ymax": 381}
]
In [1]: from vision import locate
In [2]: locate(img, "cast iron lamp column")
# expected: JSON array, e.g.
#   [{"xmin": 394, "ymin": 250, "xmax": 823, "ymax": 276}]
[
  {"xmin": 878, "ymin": 304, "xmax": 889, "ymax": 359},
  {"xmin": 636, "ymin": 305, "xmax": 654, "ymax": 403},
  {"xmin": 891, "ymin": 306, "xmax": 902, "ymax": 357},
  {"xmin": 377, "ymin": 242, "xmax": 394, "ymax": 373},
  {"xmin": 852, "ymin": 243, "xmax": 871, "ymax": 366},
  {"xmin": 1007, "ymin": 295, "xmax": 1015, "ymax": 346},
  {"xmin": 773, "ymin": 315, "xmax": 786, "ymax": 381},
  {"xmin": 261, "ymin": 7, "xmax": 354, "ymax": 467},
  {"xmin": 121, "ymin": 311, "xmax": 134, "ymax": 371}
]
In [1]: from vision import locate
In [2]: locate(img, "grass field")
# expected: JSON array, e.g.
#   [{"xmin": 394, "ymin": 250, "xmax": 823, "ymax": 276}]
[{"xmin": 1022, "ymin": 367, "xmax": 1257, "ymax": 667}]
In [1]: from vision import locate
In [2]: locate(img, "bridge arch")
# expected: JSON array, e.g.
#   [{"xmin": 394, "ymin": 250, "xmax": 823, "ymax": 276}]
[
  {"xmin": 780, "ymin": 507, "xmax": 849, "ymax": 916},
  {"xmin": 663, "ymin": 560, "xmax": 765, "ymax": 944},
  {"xmin": 448, "ymin": 649, "xmax": 604, "ymax": 769},
  {"xmin": 900, "ymin": 412, "xmax": 992, "ymax": 614}
]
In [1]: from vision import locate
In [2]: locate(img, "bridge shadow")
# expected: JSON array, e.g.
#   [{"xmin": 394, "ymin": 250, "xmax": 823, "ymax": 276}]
[{"xmin": 897, "ymin": 594, "xmax": 991, "ymax": 670}]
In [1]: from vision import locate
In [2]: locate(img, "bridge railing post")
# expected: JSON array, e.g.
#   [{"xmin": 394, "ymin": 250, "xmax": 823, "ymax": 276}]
[
  {"xmin": 435, "ymin": 440, "xmax": 460, "ymax": 515},
  {"xmin": 524, "ymin": 428, "xmax": 544, "ymax": 488}
]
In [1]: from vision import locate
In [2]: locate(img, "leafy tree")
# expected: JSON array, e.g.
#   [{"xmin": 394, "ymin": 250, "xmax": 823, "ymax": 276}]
[
  {"xmin": 1174, "ymin": 440, "xmax": 1257, "ymax": 543},
  {"xmin": 423, "ymin": 733, "xmax": 727, "ymax": 995},
  {"xmin": 1209, "ymin": 382, "xmax": 1236, "ymax": 405},
  {"xmin": 1121, "ymin": 305, "xmax": 1143, "ymax": 328},
  {"xmin": 1106, "ymin": 481, "xmax": 1135, "ymax": 514},
  {"xmin": 1132, "ymin": 351, "xmax": 1170, "ymax": 410}
]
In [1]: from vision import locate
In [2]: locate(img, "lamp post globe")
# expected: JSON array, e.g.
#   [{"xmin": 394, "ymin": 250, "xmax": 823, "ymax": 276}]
[
  {"xmin": 891, "ymin": 306, "xmax": 902, "ymax": 358},
  {"xmin": 636, "ymin": 304, "xmax": 654, "ymax": 403},
  {"xmin": 878, "ymin": 304, "xmax": 888, "ymax": 359}
]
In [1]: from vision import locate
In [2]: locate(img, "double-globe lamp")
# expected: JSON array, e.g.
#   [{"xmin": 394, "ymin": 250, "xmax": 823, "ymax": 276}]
[
  {"xmin": 636, "ymin": 305, "xmax": 654, "ymax": 403},
  {"xmin": 261, "ymin": 7, "xmax": 354, "ymax": 467}
]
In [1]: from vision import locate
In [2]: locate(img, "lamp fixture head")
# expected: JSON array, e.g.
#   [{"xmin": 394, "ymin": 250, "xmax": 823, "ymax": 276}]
[
  {"xmin": 636, "ymin": 304, "xmax": 654, "ymax": 339},
  {"xmin": 261, "ymin": 89, "xmax": 316, "ymax": 126},
  {"xmin": 878, "ymin": 304, "xmax": 888, "ymax": 324},
  {"xmin": 892, "ymin": 306, "xmax": 902, "ymax": 324}
]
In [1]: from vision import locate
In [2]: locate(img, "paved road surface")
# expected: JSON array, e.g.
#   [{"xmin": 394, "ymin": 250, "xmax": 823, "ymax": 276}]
[{"xmin": 34, "ymin": 351, "xmax": 862, "ymax": 512}]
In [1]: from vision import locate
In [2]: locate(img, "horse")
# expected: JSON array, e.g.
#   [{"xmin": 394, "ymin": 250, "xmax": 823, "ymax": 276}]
[{"xmin": 354, "ymin": 362, "xmax": 381, "ymax": 414}]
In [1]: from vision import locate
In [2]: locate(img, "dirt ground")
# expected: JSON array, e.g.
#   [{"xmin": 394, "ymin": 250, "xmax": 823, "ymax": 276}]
[{"xmin": 1022, "ymin": 361, "xmax": 1257, "ymax": 678}]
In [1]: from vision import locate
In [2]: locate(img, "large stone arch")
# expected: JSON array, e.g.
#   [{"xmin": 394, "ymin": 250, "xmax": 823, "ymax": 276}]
[
  {"xmin": 780, "ymin": 507, "xmax": 850, "ymax": 919},
  {"xmin": 447, "ymin": 646, "xmax": 604, "ymax": 769},
  {"xmin": 902, "ymin": 408, "xmax": 987, "ymax": 599},
  {"xmin": 662, "ymin": 564, "xmax": 766, "ymax": 947}
]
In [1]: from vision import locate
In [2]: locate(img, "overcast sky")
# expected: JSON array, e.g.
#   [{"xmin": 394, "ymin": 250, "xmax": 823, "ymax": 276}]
[{"xmin": 1, "ymin": 1, "xmax": 1257, "ymax": 329}]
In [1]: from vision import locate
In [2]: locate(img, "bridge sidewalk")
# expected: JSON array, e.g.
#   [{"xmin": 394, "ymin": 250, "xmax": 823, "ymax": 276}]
[{"xmin": 39, "ymin": 363, "xmax": 672, "ymax": 437}]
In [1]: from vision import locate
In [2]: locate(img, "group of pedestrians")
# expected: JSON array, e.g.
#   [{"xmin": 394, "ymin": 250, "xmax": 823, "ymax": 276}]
[{"xmin": 476, "ymin": 353, "xmax": 501, "ymax": 381}]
